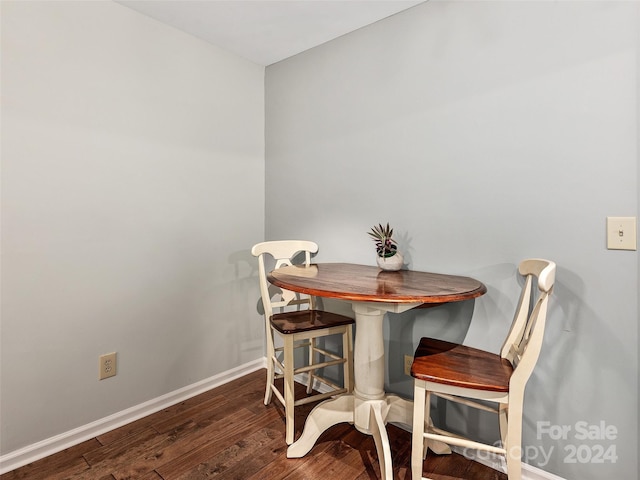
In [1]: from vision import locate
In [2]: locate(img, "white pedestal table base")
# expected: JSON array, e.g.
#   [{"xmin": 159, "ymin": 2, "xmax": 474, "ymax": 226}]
[{"xmin": 287, "ymin": 302, "xmax": 429, "ymax": 480}]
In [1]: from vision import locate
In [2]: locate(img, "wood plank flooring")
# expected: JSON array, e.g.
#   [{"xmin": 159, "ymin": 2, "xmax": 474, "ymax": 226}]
[{"xmin": 1, "ymin": 369, "xmax": 507, "ymax": 480}]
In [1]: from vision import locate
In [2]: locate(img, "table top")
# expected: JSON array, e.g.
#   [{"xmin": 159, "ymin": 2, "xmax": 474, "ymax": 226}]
[{"xmin": 268, "ymin": 263, "xmax": 487, "ymax": 305}]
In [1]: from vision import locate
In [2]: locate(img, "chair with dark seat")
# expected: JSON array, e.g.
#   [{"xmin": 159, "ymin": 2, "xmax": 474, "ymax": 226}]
[
  {"xmin": 410, "ymin": 259, "xmax": 556, "ymax": 480},
  {"xmin": 251, "ymin": 240, "xmax": 354, "ymax": 445}
]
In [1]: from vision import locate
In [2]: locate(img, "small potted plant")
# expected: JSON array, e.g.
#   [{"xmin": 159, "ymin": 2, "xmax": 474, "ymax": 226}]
[{"xmin": 368, "ymin": 223, "xmax": 404, "ymax": 271}]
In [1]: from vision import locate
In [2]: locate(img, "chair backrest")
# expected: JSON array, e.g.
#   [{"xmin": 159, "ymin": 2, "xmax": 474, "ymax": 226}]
[
  {"xmin": 500, "ymin": 259, "xmax": 556, "ymax": 388},
  {"xmin": 251, "ymin": 240, "xmax": 319, "ymax": 320}
]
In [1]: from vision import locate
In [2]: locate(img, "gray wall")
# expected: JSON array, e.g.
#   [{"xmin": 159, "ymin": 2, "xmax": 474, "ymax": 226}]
[
  {"xmin": 266, "ymin": 1, "xmax": 638, "ymax": 479},
  {"xmin": 1, "ymin": 1, "xmax": 265, "ymax": 454}
]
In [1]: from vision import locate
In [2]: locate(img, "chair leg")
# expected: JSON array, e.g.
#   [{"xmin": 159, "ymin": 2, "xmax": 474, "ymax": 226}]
[
  {"xmin": 499, "ymin": 404, "xmax": 508, "ymax": 450},
  {"xmin": 422, "ymin": 392, "xmax": 432, "ymax": 460},
  {"xmin": 283, "ymin": 335, "xmax": 296, "ymax": 445},
  {"xmin": 505, "ymin": 398, "xmax": 523, "ymax": 480},
  {"xmin": 412, "ymin": 381, "xmax": 427, "ymax": 480},
  {"xmin": 306, "ymin": 337, "xmax": 315, "ymax": 394},
  {"xmin": 264, "ymin": 330, "xmax": 276, "ymax": 406},
  {"xmin": 343, "ymin": 326, "xmax": 354, "ymax": 392}
]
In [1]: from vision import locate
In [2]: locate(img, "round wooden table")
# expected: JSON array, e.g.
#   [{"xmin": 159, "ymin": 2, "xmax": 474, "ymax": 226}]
[{"xmin": 268, "ymin": 263, "xmax": 487, "ymax": 479}]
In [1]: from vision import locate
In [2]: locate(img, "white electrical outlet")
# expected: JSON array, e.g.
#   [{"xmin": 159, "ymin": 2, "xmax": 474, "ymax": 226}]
[
  {"xmin": 99, "ymin": 352, "xmax": 117, "ymax": 380},
  {"xmin": 404, "ymin": 354, "xmax": 413, "ymax": 376}
]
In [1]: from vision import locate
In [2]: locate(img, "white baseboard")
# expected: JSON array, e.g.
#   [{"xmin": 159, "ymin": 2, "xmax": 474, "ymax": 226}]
[
  {"xmin": 0, "ymin": 358, "xmax": 266, "ymax": 475},
  {"xmin": 451, "ymin": 446, "xmax": 566, "ymax": 480}
]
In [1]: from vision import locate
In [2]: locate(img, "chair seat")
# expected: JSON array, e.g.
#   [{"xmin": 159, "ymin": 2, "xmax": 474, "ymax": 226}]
[
  {"xmin": 270, "ymin": 310, "xmax": 354, "ymax": 334},
  {"xmin": 411, "ymin": 337, "xmax": 513, "ymax": 392}
]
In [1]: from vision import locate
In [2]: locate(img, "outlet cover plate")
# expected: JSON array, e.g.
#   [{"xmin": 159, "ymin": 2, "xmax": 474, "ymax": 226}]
[
  {"xmin": 404, "ymin": 355, "xmax": 413, "ymax": 376},
  {"xmin": 99, "ymin": 352, "xmax": 117, "ymax": 380},
  {"xmin": 607, "ymin": 217, "xmax": 637, "ymax": 251}
]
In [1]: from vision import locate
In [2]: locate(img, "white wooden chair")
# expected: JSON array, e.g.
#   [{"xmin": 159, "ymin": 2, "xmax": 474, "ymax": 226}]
[
  {"xmin": 251, "ymin": 240, "xmax": 354, "ymax": 445},
  {"xmin": 410, "ymin": 259, "xmax": 556, "ymax": 480}
]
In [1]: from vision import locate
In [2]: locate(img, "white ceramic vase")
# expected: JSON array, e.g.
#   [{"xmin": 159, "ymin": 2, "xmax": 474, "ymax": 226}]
[{"xmin": 376, "ymin": 252, "xmax": 404, "ymax": 271}]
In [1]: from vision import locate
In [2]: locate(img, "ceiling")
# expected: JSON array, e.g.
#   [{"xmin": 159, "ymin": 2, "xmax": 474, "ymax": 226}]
[{"xmin": 116, "ymin": 0, "xmax": 426, "ymax": 66}]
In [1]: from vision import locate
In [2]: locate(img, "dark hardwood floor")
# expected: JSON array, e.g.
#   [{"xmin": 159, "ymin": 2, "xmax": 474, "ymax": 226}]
[{"xmin": 1, "ymin": 369, "xmax": 507, "ymax": 480}]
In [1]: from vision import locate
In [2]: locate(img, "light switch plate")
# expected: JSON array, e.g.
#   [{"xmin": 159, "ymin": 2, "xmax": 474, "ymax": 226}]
[{"xmin": 607, "ymin": 217, "xmax": 637, "ymax": 251}]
